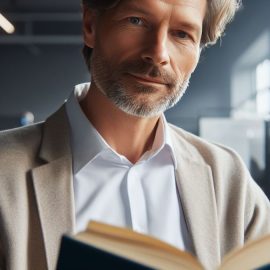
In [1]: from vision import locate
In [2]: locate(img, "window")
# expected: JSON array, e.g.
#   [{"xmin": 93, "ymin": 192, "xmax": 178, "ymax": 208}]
[{"xmin": 256, "ymin": 59, "xmax": 270, "ymax": 115}]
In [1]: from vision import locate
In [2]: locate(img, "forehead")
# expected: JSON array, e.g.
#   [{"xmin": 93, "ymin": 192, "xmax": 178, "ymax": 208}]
[{"xmin": 114, "ymin": 0, "xmax": 206, "ymax": 21}]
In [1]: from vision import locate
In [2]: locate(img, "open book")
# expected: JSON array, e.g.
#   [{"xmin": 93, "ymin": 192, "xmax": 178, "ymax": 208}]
[{"xmin": 56, "ymin": 221, "xmax": 270, "ymax": 270}]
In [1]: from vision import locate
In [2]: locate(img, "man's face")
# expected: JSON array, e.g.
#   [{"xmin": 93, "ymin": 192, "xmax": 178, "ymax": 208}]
[{"xmin": 84, "ymin": 0, "xmax": 206, "ymax": 117}]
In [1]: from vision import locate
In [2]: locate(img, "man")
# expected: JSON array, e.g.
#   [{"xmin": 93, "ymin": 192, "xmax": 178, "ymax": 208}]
[{"xmin": 0, "ymin": 0, "xmax": 269, "ymax": 269}]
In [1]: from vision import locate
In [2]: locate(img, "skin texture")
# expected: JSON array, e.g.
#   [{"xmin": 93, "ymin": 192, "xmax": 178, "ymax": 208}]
[{"xmin": 81, "ymin": 0, "xmax": 206, "ymax": 163}]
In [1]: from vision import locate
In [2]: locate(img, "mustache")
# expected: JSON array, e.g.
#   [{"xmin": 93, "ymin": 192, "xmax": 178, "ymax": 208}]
[{"xmin": 118, "ymin": 59, "xmax": 177, "ymax": 86}]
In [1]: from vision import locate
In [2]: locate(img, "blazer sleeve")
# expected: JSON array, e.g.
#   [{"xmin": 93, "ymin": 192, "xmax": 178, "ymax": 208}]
[
  {"xmin": 244, "ymin": 176, "xmax": 270, "ymax": 241},
  {"xmin": 222, "ymin": 146, "xmax": 270, "ymax": 243}
]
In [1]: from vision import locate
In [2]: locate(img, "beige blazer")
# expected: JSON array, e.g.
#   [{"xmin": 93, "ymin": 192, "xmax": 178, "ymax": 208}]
[{"xmin": 0, "ymin": 106, "xmax": 269, "ymax": 270}]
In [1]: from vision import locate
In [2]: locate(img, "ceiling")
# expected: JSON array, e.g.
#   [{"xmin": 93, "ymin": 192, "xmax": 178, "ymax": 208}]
[
  {"xmin": 0, "ymin": 0, "xmax": 82, "ymax": 43},
  {"xmin": 0, "ymin": 0, "xmax": 81, "ymax": 12}
]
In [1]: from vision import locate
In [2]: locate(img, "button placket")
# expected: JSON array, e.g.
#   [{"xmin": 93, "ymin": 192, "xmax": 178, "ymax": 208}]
[{"xmin": 126, "ymin": 165, "xmax": 147, "ymax": 234}]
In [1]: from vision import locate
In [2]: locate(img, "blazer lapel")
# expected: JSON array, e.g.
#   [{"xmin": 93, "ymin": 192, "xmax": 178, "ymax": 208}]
[
  {"xmin": 31, "ymin": 106, "xmax": 75, "ymax": 270},
  {"xmin": 170, "ymin": 128, "xmax": 221, "ymax": 269}
]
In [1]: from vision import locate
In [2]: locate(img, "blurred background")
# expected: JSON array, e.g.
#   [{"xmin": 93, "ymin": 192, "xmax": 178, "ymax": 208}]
[{"xmin": 0, "ymin": 0, "xmax": 270, "ymax": 197}]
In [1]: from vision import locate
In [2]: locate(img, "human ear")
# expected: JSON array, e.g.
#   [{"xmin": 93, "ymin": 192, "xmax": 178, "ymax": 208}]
[{"xmin": 82, "ymin": 6, "xmax": 97, "ymax": 48}]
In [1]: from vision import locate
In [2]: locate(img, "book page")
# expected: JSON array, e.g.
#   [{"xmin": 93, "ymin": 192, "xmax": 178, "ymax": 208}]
[
  {"xmin": 76, "ymin": 221, "xmax": 204, "ymax": 270},
  {"xmin": 87, "ymin": 221, "xmax": 193, "ymax": 258},
  {"xmin": 220, "ymin": 235, "xmax": 270, "ymax": 270},
  {"xmin": 76, "ymin": 232, "xmax": 202, "ymax": 270}
]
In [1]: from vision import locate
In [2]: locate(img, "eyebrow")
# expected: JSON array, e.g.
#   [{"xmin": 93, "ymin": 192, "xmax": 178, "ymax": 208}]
[
  {"xmin": 117, "ymin": 3, "xmax": 152, "ymax": 16},
  {"xmin": 117, "ymin": 2, "xmax": 202, "ymax": 35}
]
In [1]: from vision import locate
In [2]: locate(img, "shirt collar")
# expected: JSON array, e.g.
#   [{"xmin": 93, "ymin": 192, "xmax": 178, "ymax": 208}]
[
  {"xmin": 65, "ymin": 83, "xmax": 177, "ymax": 173},
  {"xmin": 161, "ymin": 115, "xmax": 178, "ymax": 169},
  {"xmin": 145, "ymin": 114, "xmax": 177, "ymax": 169},
  {"xmin": 65, "ymin": 83, "xmax": 110, "ymax": 173}
]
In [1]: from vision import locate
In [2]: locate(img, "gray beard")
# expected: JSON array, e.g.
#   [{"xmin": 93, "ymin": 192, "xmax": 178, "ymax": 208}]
[
  {"xmin": 90, "ymin": 48, "xmax": 191, "ymax": 118},
  {"xmin": 104, "ymin": 78, "xmax": 190, "ymax": 118}
]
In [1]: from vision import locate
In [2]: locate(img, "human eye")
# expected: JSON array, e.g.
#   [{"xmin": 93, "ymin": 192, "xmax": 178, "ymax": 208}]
[
  {"xmin": 175, "ymin": 30, "xmax": 190, "ymax": 40},
  {"xmin": 128, "ymin": 17, "xmax": 144, "ymax": 26}
]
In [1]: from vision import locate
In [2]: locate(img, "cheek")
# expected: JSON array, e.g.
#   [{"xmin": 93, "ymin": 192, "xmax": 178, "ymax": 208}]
[
  {"xmin": 100, "ymin": 27, "xmax": 145, "ymax": 63},
  {"xmin": 170, "ymin": 45, "xmax": 200, "ymax": 79}
]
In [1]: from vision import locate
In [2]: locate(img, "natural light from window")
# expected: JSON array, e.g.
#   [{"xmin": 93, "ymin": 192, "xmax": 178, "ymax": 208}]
[{"xmin": 256, "ymin": 59, "xmax": 270, "ymax": 115}]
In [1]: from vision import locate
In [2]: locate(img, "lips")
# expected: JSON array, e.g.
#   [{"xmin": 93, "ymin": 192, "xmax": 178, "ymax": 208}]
[{"xmin": 127, "ymin": 73, "xmax": 167, "ymax": 85}]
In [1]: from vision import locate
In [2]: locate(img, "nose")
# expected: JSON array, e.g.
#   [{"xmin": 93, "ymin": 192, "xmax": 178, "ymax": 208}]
[{"xmin": 141, "ymin": 29, "xmax": 170, "ymax": 66}]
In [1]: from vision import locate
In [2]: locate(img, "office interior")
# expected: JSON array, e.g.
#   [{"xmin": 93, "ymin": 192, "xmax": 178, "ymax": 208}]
[{"xmin": 0, "ymin": 0, "xmax": 270, "ymax": 198}]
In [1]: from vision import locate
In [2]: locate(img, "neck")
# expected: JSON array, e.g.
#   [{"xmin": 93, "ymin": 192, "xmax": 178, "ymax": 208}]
[{"xmin": 80, "ymin": 83, "xmax": 160, "ymax": 163}]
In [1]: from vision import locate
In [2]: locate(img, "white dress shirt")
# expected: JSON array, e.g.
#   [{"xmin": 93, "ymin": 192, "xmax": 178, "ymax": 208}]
[{"xmin": 65, "ymin": 83, "xmax": 191, "ymax": 250}]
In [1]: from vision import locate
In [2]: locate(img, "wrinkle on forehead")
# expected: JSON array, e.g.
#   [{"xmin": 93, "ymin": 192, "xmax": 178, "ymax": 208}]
[
  {"xmin": 160, "ymin": 0, "xmax": 206, "ymax": 23},
  {"xmin": 159, "ymin": 0, "xmax": 206, "ymax": 15},
  {"xmin": 160, "ymin": 0, "xmax": 203, "ymax": 7},
  {"xmin": 155, "ymin": 0, "xmax": 206, "ymax": 23}
]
